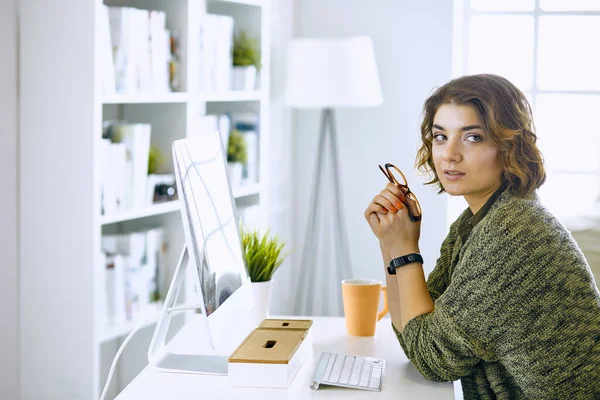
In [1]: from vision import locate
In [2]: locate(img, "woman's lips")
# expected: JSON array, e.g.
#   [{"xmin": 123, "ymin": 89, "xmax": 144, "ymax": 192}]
[{"xmin": 443, "ymin": 170, "xmax": 466, "ymax": 181}]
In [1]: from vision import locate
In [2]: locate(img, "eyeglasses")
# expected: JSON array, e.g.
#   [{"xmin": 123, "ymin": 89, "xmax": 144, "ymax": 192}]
[{"xmin": 378, "ymin": 163, "xmax": 422, "ymax": 222}]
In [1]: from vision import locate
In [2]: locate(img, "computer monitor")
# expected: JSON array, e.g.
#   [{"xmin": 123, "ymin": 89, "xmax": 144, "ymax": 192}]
[
  {"xmin": 172, "ymin": 132, "xmax": 253, "ymax": 345},
  {"xmin": 148, "ymin": 131, "xmax": 253, "ymax": 374}
]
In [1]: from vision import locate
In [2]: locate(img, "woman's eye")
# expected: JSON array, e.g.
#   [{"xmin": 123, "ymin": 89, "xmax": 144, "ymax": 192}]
[
  {"xmin": 433, "ymin": 133, "xmax": 447, "ymax": 141},
  {"xmin": 466, "ymin": 134, "xmax": 482, "ymax": 143}
]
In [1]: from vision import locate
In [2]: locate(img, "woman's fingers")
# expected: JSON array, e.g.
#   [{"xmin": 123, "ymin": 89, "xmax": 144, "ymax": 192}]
[
  {"xmin": 364, "ymin": 200, "xmax": 387, "ymax": 229},
  {"xmin": 364, "ymin": 202, "xmax": 388, "ymax": 221},
  {"xmin": 368, "ymin": 212, "xmax": 380, "ymax": 226},
  {"xmin": 386, "ymin": 183, "xmax": 406, "ymax": 203},
  {"xmin": 379, "ymin": 190, "xmax": 404, "ymax": 213},
  {"xmin": 373, "ymin": 194, "xmax": 401, "ymax": 213}
]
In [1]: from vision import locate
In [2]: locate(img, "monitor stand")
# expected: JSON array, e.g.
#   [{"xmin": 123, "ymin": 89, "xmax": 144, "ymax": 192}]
[{"xmin": 147, "ymin": 246, "xmax": 228, "ymax": 375}]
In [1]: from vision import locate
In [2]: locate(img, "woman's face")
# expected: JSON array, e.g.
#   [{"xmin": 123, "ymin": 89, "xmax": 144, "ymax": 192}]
[{"xmin": 431, "ymin": 103, "xmax": 504, "ymax": 212}]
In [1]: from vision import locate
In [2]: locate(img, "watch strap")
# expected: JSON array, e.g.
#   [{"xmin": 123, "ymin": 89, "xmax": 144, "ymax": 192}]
[{"xmin": 387, "ymin": 253, "xmax": 423, "ymax": 275}]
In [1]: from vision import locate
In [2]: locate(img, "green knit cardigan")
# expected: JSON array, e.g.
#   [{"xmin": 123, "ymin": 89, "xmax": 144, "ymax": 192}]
[{"xmin": 393, "ymin": 191, "xmax": 600, "ymax": 399}]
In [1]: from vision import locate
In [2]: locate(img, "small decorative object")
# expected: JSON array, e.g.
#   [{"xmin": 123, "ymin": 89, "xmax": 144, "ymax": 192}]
[
  {"xmin": 232, "ymin": 31, "xmax": 261, "ymax": 91},
  {"xmin": 241, "ymin": 227, "xmax": 291, "ymax": 324},
  {"xmin": 150, "ymin": 176, "xmax": 177, "ymax": 204},
  {"xmin": 227, "ymin": 130, "xmax": 247, "ymax": 187}
]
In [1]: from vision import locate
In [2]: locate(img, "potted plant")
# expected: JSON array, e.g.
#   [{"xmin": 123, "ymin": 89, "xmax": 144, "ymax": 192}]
[
  {"xmin": 227, "ymin": 130, "xmax": 247, "ymax": 187},
  {"xmin": 232, "ymin": 31, "xmax": 261, "ymax": 91},
  {"xmin": 241, "ymin": 227, "xmax": 291, "ymax": 323}
]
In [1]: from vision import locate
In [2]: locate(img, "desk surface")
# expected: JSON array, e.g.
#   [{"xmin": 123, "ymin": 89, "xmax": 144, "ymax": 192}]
[{"xmin": 116, "ymin": 316, "xmax": 454, "ymax": 399}]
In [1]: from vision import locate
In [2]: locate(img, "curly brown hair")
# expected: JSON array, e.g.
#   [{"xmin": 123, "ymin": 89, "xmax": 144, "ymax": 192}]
[{"xmin": 415, "ymin": 74, "xmax": 546, "ymax": 196}]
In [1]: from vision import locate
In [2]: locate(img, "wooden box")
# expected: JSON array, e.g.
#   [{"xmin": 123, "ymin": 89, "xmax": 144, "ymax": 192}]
[{"xmin": 228, "ymin": 319, "xmax": 313, "ymax": 388}]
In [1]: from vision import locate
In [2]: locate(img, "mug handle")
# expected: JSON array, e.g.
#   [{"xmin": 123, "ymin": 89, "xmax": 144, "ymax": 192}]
[{"xmin": 377, "ymin": 286, "xmax": 389, "ymax": 321}]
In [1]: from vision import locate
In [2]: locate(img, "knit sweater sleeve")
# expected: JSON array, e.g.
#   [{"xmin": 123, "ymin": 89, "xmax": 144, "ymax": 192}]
[
  {"xmin": 394, "ymin": 205, "xmax": 520, "ymax": 382},
  {"xmin": 394, "ymin": 196, "xmax": 600, "ymax": 394},
  {"xmin": 393, "ymin": 220, "xmax": 459, "ymax": 367},
  {"xmin": 424, "ymin": 220, "xmax": 458, "ymax": 301}
]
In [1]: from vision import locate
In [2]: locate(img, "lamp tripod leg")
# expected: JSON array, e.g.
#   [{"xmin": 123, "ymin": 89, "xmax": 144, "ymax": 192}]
[
  {"xmin": 296, "ymin": 108, "xmax": 329, "ymax": 315},
  {"xmin": 328, "ymin": 110, "xmax": 353, "ymax": 315}
]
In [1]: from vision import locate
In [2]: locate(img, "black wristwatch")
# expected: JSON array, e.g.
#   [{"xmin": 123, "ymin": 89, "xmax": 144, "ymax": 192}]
[{"xmin": 387, "ymin": 253, "xmax": 423, "ymax": 275}]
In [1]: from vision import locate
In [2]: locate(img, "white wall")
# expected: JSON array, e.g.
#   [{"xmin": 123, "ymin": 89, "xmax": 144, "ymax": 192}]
[
  {"xmin": 290, "ymin": 0, "xmax": 454, "ymax": 314},
  {"xmin": 0, "ymin": 0, "xmax": 19, "ymax": 398},
  {"xmin": 266, "ymin": 0, "xmax": 295, "ymax": 315}
]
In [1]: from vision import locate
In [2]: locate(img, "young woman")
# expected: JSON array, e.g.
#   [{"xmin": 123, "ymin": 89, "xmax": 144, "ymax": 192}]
[{"xmin": 364, "ymin": 74, "xmax": 600, "ymax": 399}]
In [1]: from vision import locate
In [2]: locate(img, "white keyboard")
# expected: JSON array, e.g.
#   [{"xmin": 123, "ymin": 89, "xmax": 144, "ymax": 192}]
[{"xmin": 310, "ymin": 351, "xmax": 385, "ymax": 391}]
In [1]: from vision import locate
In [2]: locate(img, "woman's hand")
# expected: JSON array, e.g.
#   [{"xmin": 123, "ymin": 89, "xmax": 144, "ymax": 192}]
[{"xmin": 364, "ymin": 183, "xmax": 421, "ymax": 258}]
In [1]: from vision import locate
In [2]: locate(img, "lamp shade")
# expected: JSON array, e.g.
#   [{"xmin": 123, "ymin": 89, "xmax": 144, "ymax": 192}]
[{"xmin": 283, "ymin": 36, "xmax": 383, "ymax": 109}]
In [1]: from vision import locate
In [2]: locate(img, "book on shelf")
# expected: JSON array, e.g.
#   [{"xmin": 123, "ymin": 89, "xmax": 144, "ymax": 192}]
[
  {"xmin": 99, "ymin": 5, "xmax": 116, "ymax": 96},
  {"xmin": 101, "ymin": 228, "xmax": 166, "ymax": 325},
  {"xmin": 101, "ymin": 122, "xmax": 152, "ymax": 215},
  {"xmin": 199, "ymin": 13, "xmax": 234, "ymax": 92},
  {"xmin": 196, "ymin": 113, "xmax": 232, "ymax": 150},
  {"xmin": 103, "ymin": 5, "xmax": 172, "ymax": 95}
]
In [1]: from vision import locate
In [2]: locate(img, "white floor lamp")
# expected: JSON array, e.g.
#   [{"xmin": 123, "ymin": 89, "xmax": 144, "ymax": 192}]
[{"xmin": 284, "ymin": 36, "xmax": 383, "ymax": 316}]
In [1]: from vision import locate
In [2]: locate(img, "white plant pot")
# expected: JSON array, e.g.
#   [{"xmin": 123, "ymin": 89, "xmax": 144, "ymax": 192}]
[
  {"xmin": 250, "ymin": 280, "xmax": 273, "ymax": 326},
  {"xmin": 232, "ymin": 66, "xmax": 257, "ymax": 91},
  {"xmin": 227, "ymin": 162, "xmax": 243, "ymax": 188}
]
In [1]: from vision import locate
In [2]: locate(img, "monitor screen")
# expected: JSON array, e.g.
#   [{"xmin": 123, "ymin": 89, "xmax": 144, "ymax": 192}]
[{"xmin": 172, "ymin": 132, "xmax": 252, "ymax": 348}]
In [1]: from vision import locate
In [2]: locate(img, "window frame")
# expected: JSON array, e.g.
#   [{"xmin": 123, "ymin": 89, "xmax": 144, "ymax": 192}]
[{"xmin": 449, "ymin": 0, "xmax": 600, "ymax": 223}]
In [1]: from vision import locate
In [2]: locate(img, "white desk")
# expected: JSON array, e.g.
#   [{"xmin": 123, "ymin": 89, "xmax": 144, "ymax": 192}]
[{"xmin": 116, "ymin": 317, "xmax": 454, "ymax": 399}]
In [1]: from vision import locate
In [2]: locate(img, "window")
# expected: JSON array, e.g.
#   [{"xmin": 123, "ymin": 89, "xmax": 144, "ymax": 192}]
[{"xmin": 450, "ymin": 0, "xmax": 600, "ymax": 222}]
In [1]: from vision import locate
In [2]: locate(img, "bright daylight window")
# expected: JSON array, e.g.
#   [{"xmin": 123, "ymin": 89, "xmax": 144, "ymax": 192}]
[{"xmin": 452, "ymin": 0, "xmax": 600, "ymax": 220}]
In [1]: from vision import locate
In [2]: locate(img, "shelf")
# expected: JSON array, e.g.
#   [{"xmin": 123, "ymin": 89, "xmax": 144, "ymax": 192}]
[
  {"xmin": 102, "ymin": 92, "xmax": 189, "ymax": 104},
  {"xmin": 233, "ymin": 183, "xmax": 261, "ymax": 198},
  {"xmin": 98, "ymin": 304, "xmax": 163, "ymax": 343},
  {"xmin": 100, "ymin": 186, "xmax": 259, "ymax": 225},
  {"xmin": 101, "ymin": 91, "xmax": 262, "ymax": 104},
  {"xmin": 199, "ymin": 91, "xmax": 262, "ymax": 102},
  {"xmin": 101, "ymin": 201, "xmax": 181, "ymax": 225},
  {"xmin": 209, "ymin": 0, "xmax": 265, "ymax": 7}
]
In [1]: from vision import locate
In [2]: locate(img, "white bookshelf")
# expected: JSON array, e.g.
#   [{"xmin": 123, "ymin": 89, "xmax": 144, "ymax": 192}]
[
  {"xmin": 100, "ymin": 200, "xmax": 181, "ymax": 225},
  {"xmin": 102, "ymin": 92, "xmax": 191, "ymax": 104},
  {"xmin": 101, "ymin": 91, "xmax": 262, "ymax": 104},
  {"xmin": 233, "ymin": 183, "xmax": 262, "ymax": 198},
  {"xmin": 199, "ymin": 90, "xmax": 262, "ymax": 102},
  {"xmin": 20, "ymin": 0, "xmax": 271, "ymax": 398}
]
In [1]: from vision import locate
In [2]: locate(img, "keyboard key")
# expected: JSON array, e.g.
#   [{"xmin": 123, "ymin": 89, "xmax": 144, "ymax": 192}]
[
  {"xmin": 372, "ymin": 368, "xmax": 382, "ymax": 379},
  {"xmin": 369, "ymin": 378, "xmax": 380, "ymax": 389}
]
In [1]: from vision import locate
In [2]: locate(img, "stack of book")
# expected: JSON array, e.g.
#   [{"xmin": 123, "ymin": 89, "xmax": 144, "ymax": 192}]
[
  {"xmin": 197, "ymin": 113, "xmax": 232, "ymax": 150},
  {"xmin": 101, "ymin": 122, "xmax": 151, "ymax": 215},
  {"xmin": 99, "ymin": 5, "xmax": 172, "ymax": 95},
  {"xmin": 199, "ymin": 13, "xmax": 234, "ymax": 92},
  {"xmin": 100, "ymin": 228, "xmax": 166, "ymax": 325}
]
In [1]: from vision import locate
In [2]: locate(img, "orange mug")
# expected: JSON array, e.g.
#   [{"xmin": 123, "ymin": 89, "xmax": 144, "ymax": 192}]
[{"xmin": 341, "ymin": 279, "xmax": 389, "ymax": 336}]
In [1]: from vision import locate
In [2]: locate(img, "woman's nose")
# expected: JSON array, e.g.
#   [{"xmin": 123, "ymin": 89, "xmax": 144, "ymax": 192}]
[{"xmin": 442, "ymin": 138, "xmax": 462, "ymax": 163}]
